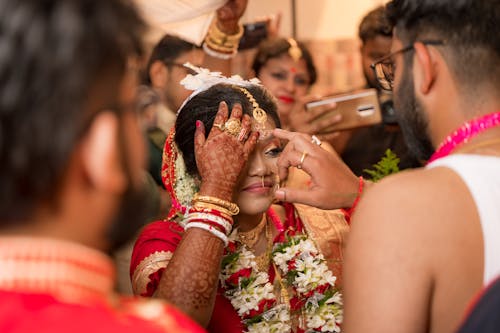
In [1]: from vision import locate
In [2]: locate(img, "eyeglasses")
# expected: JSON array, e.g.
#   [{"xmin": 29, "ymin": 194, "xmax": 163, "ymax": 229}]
[
  {"xmin": 370, "ymin": 40, "xmax": 445, "ymax": 91},
  {"xmin": 163, "ymin": 61, "xmax": 197, "ymax": 75}
]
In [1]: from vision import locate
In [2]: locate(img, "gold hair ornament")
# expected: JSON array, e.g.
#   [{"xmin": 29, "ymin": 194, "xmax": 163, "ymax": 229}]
[
  {"xmin": 287, "ymin": 38, "xmax": 303, "ymax": 62},
  {"xmin": 234, "ymin": 86, "xmax": 268, "ymax": 132}
]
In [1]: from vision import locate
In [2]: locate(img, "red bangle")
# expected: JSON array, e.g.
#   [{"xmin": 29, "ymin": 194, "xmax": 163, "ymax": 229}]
[{"xmin": 341, "ymin": 176, "xmax": 364, "ymax": 224}]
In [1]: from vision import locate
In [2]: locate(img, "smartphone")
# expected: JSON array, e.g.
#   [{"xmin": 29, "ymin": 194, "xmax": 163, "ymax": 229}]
[
  {"xmin": 238, "ymin": 21, "xmax": 268, "ymax": 50},
  {"xmin": 306, "ymin": 88, "xmax": 382, "ymax": 132}
]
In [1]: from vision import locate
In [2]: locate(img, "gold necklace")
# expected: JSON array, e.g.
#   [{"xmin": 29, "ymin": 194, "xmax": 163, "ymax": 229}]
[
  {"xmin": 272, "ymin": 262, "xmax": 290, "ymax": 308},
  {"xmin": 238, "ymin": 214, "xmax": 267, "ymax": 248},
  {"xmin": 253, "ymin": 219, "xmax": 273, "ymax": 272}
]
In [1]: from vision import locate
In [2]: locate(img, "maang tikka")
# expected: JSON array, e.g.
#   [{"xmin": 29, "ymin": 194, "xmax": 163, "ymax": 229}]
[{"xmin": 234, "ymin": 86, "xmax": 269, "ymax": 137}]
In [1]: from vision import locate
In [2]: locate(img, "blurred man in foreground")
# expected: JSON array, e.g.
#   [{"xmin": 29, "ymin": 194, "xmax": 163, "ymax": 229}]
[{"xmin": 0, "ymin": 0, "xmax": 204, "ymax": 331}]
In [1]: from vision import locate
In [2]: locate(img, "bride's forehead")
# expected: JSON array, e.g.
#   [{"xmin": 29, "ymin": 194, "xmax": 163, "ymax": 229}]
[{"xmin": 251, "ymin": 118, "xmax": 277, "ymax": 141}]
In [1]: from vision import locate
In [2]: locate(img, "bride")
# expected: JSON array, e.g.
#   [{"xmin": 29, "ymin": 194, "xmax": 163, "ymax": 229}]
[{"xmin": 130, "ymin": 65, "xmax": 348, "ymax": 333}]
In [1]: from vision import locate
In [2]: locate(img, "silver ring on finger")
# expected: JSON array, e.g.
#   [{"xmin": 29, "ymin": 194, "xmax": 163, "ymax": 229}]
[
  {"xmin": 311, "ymin": 135, "xmax": 322, "ymax": 146},
  {"xmin": 297, "ymin": 150, "xmax": 308, "ymax": 169}
]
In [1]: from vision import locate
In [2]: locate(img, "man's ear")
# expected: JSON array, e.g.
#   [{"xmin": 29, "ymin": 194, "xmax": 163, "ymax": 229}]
[
  {"xmin": 413, "ymin": 42, "xmax": 438, "ymax": 95},
  {"xmin": 149, "ymin": 60, "xmax": 168, "ymax": 88},
  {"xmin": 81, "ymin": 111, "xmax": 126, "ymax": 194}
]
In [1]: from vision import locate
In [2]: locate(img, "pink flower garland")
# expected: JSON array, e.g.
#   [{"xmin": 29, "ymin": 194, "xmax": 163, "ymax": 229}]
[{"xmin": 428, "ymin": 111, "xmax": 500, "ymax": 163}]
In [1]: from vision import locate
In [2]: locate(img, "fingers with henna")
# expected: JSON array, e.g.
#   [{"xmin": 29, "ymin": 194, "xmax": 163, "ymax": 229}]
[
  {"xmin": 229, "ymin": 103, "xmax": 242, "ymax": 119},
  {"xmin": 211, "ymin": 101, "xmax": 229, "ymax": 135},
  {"xmin": 194, "ymin": 120, "xmax": 206, "ymax": 158},
  {"xmin": 238, "ymin": 114, "xmax": 252, "ymax": 142}
]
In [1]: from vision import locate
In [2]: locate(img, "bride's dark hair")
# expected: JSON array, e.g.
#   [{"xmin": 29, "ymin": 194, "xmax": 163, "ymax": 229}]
[{"xmin": 175, "ymin": 83, "xmax": 281, "ymax": 176}]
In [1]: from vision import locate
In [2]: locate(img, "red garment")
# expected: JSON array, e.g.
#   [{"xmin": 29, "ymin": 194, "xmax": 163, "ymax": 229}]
[
  {"xmin": 0, "ymin": 236, "xmax": 205, "ymax": 333},
  {"xmin": 130, "ymin": 203, "xmax": 303, "ymax": 333}
]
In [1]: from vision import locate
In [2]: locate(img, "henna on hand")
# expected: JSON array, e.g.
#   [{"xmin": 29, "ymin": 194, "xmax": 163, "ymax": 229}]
[
  {"xmin": 195, "ymin": 101, "xmax": 258, "ymax": 201},
  {"xmin": 156, "ymin": 229, "xmax": 225, "ymax": 327}
]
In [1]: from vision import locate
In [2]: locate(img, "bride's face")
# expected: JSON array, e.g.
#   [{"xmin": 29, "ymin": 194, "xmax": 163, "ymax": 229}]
[{"xmin": 234, "ymin": 119, "xmax": 282, "ymax": 216}]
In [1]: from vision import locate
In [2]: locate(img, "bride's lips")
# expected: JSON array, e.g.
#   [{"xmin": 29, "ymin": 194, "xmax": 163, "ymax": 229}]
[
  {"xmin": 278, "ymin": 96, "xmax": 295, "ymax": 104},
  {"xmin": 242, "ymin": 181, "xmax": 275, "ymax": 194}
]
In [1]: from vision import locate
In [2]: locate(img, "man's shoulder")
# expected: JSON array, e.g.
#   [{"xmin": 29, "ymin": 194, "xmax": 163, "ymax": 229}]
[
  {"xmin": 0, "ymin": 290, "xmax": 204, "ymax": 333},
  {"xmin": 353, "ymin": 166, "xmax": 474, "ymax": 239},
  {"xmin": 363, "ymin": 166, "xmax": 462, "ymax": 206}
]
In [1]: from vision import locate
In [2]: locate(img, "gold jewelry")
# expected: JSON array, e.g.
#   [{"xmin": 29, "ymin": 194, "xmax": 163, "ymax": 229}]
[
  {"xmin": 273, "ymin": 262, "xmax": 290, "ymax": 308},
  {"xmin": 224, "ymin": 118, "xmax": 241, "ymax": 136},
  {"xmin": 204, "ymin": 37, "xmax": 236, "ymax": 53},
  {"xmin": 207, "ymin": 21, "xmax": 243, "ymax": 44},
  {"xmin": 234, "ymin": 86, "xmax": 268, "ymax": 132},
  {"xmin": 238, "ymin": 214, "xmax": 267, "ymax": 248},
  {"xmin": 192, "ymin": 193, "xmax": 239, "ymax": 215},
  {"xmin": 192, "ymin": 201, "xmax": 233, "ymax": 220},
  {"xmin": 297, "ymin": 150, "xmax": 308, "ymax": 169},
  {"xmin": 203, "ymin": 20, "xmax": 243, "ymax": 57},
  {"xmin": 213, "ymin": 122, "xmax": 224, "ymax": 131},
  {"xmin": 252, "ymin": 217, "xmax": 273, "ymax": 272},
  {"xmin": 287, "ymin": 38, "xmax": 303, "ymax": 62}
]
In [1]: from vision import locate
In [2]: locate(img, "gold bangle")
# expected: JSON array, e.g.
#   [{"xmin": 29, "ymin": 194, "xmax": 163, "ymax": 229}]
[
  {"xmin": 192, "ymin": 201, "xmax": 233, "ymax": 221},
  {"xmin": 203, "ymin": 20, "xmax": 243, "ymax": 55},
  {"xmin": 205, "ymin": 37, "xmax": 236, "ymax": 53},
  {"xmin": 206, "ymin": 34, "xmax": 239, "ymax": 48},
  {"xmin": 208, "ymin": 20, "xmax": 243, "ymax": 42},
  {"xmin": 192, "ymin": 193, "xmax": 240, "ymax": 216}
]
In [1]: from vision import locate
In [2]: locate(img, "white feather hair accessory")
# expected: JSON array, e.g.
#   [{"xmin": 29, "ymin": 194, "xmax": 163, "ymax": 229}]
[{"xmin": 176, "ymin": 63, "xmax": 262, "ymax": 115}]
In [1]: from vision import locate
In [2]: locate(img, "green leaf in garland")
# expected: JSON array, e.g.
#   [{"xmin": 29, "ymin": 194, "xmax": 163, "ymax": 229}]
[{"xmin": 221, "ymin": 252, "xmax": 240, "ymax": 269}]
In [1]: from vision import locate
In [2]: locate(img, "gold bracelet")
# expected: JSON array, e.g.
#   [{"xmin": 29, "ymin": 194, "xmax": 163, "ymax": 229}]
[
  {"xmin": 192, "ymin": 193, "xmax": 240, "ymax": 216},
  {"xmin": 205, "ymin": 37, "xmax": 237, "ymax": 53},
  {"xmin": 192, "ymin": 201, "xmax": 234, "ymax": 221},
  {"xmin": 203, "ymin": 20, "xmax": 243, "ymax": 55},
  {"xmin": 208, "ymin": 20, "xmax": 243, "ymax": 43}
]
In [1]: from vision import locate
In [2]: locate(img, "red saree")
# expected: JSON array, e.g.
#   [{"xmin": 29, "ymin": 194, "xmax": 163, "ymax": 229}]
[{"xmin": 130, "ymin": 203, "xmax": 348, "ymax": 333}]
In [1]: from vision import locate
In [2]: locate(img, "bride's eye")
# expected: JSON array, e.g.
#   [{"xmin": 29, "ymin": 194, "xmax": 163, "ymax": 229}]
[{"xmin": 266, "ymin": 146, "xmax": 283, "ymax": 157}]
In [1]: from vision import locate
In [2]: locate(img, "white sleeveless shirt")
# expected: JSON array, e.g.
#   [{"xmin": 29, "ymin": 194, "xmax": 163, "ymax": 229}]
[{"xmin": 427, "ymin": 154, "xmax": 500, "ymax": 286}]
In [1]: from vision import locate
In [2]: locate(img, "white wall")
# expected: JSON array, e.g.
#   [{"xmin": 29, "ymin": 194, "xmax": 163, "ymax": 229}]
[{"xmin": 244, "ymin": 0, "xmax": 387, "ymax": 40}]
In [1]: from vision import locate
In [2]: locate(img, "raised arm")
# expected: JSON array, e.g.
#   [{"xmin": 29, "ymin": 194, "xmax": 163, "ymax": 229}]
[
  {"xmin": 202, "ymin": 0, "xmax": 248, "ymax": 76},
  {"xmin": 154, "ymin": 102, "xmax": 257, "ymax": 326}
]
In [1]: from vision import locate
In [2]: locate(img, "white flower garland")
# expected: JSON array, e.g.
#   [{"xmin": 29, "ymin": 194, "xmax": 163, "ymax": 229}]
[
  {"xmin": 221, "ymin": 230, "xmax": 343, "ymax": 333},
  {"xmin": 173, "ymin": 151, "xmax": 198, "ymax": 208}
]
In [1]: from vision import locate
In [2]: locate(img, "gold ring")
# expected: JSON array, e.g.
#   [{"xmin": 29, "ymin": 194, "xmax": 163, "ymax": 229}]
[
  {"xmin": 224, "ymin": 118, "xmax": 241, "ymax": 137},
  {"xmin": 311, "ymin": 135, "xmax": 322, "ymax": 146},
  {"xmin": 213, "ymin": 123, "xmax": 224, "ymax": 131},
  {"xmin": 297, "ymin": 150, "xmax": 308, "ymax": 169}
]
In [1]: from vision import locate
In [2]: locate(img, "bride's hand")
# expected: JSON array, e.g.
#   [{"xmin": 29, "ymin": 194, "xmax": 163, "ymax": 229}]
[{"xmin": 194, "ymin": 101, "xmax": 258, "ymax": 201}]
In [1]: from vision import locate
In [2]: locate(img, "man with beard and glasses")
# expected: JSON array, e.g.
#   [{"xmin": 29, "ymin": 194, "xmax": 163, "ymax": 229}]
[
  {"xmin": 0, "ymin": 0, "xmax": 204, "ymax": 332},
  {"xmin": 271, "ymin": 0, "xmax": 500, "ymax": 332}
]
